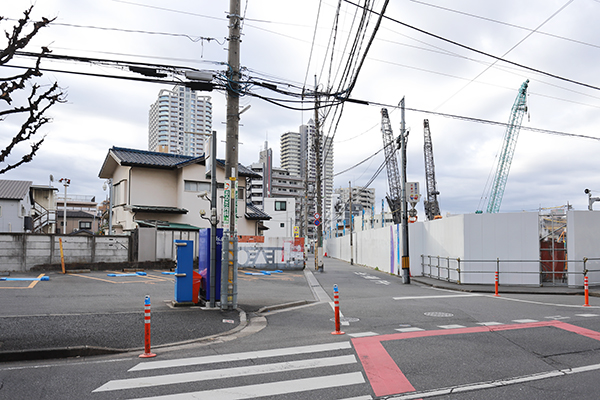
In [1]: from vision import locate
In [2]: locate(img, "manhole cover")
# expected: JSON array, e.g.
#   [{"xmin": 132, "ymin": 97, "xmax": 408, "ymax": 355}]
[
  {"xmin": 424, "ymin": 312, "xmax": 454, "ymax": 317},
  {"xmin": 330, "ymin": 317, "xmax": 360, "ymax": 323}
]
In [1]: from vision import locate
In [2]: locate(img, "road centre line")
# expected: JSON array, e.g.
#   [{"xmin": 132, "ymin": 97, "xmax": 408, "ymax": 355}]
[
  {"xmin": 386, "ymin": 362, "xmax": 600, "ymax": 400},
  {"xmin": 95, "ymin": 355, "xmax": 357, "ymax": 392},
  {"xmin": 393, "ymin": 293, "xmax": 479, "ymax": 300},
  {"xmin": 129, "ymin": 341, "xmax": 352, "ymax": 372},
  {"xmin": 129, "ymin": 372, "xmax": 365, "ymax": 400}
]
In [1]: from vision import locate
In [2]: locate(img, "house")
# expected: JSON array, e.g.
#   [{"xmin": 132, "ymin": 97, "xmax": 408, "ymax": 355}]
[
  {"xmin": 30, "ymin": 185, "xmax": 59, "ymax": 234},
  {"xmin": 97, "ymin": 147, "xmax": 269, "ymax": 235},
  {"xmin": 0, "ymin": 180, "xmax": 33, "ymax": 232}
]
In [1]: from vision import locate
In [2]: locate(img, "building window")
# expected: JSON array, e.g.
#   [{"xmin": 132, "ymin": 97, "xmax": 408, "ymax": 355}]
[
  {"xmin": 280, "ymin": 222, "xmax": 285, "ymax": 228},
  {"xmin": 79, "ymin": 221, "xmax": 92, "ymax": 230},
  {"xmin": 275, "ymin": 201, "xmax": 286, "ymax": 211},
  {"xmin": 184, "ymin": 181, "xmax": 210, "ymax": 192}
]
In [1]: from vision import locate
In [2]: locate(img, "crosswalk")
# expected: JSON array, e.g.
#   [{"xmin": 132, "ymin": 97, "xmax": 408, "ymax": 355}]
[{"xmin": 92, "ymin": 341, "xmax": 372, "ymax": 399}]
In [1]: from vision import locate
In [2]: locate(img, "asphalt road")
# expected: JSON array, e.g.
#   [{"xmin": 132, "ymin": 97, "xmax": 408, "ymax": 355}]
[{"xmin": 1, "ymin": 260, "xmax": 600, "ymax": 399}]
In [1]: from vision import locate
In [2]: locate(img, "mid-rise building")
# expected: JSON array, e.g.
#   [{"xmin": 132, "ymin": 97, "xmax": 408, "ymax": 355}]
[
  {"xmin": 335, "ymin": 186, "xmax": 376, "ymax": 211},
  {"xmin": 247, "ymin": 142, "xmax": 303, "ymax": 231},
  {"xmin": 148, "ymin": 86, "xmax": 212, "ymax": 157}
]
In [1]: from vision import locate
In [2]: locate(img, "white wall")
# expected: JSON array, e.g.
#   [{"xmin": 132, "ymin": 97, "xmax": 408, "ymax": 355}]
[
  {"xmin": 326, "ymin": 212, "xmax": 541, "ymax": 285},
  {"xmin": 567, "ymin": 210, "xmax": 600, "ymax": 285}
]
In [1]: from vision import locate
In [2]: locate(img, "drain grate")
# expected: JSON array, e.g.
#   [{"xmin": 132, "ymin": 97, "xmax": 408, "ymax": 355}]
[{"xmin": 424, "ymin": 312, "xmax": 454, "ymax": 317}]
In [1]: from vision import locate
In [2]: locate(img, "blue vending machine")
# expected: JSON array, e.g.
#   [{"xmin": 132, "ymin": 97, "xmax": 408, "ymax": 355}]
[{"xmin": 198, "ymin": 228, "xmax": 222, "ymax": 304}]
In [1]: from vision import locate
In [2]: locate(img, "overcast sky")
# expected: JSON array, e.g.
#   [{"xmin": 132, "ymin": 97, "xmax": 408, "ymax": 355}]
[{"xmin": 2, "ymin": 0, "xmax": 600, "ymax": 220}]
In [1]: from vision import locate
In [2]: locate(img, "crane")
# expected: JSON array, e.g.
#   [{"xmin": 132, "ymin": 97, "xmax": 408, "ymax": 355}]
[
  {"xmin": 423, "ymin": 119, "xmax": 441, "ymax": 220},
  {"xmin": 381, "ymin": 108, "xmax": 402, "ymax": 225},
  {"xmin": 479, "ymin": 79, "xmax": 529, "ymax": 213}
]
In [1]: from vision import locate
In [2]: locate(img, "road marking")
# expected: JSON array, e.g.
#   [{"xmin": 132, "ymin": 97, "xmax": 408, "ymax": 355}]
[
  {"xmin": 396, "ymin": 327, "xmax": 424, "ymax": 333},
  {"xmin": 349, "ymin": 332, "xmax": 379, "ymax": 338},
  {"xmin": 393, "ymin": 294, "xmax": 481, "ymax": 300},
  {"xmin": 129, "ymin": 341, "xmax": 352, "ymax": 371},
  {"xmin": 476, "ymin": 322, "xmax": 503, "ymax": 326},
  {"xmin": 545, "ymin": 315, "xmax": 570, "ymax": 320},
  {"xmin": 339, "ymin": 396, "xmax": 373, "ymax": 400},
  {"xmin": 483, "ymin": 293, "xmax": 600, "ymax": 308},
  {"xmin": 94, "ymin": 355, "xmax": 357, "ymax": 392},
  {"xmin": 438, "ymin": 324, "xmax": 466, "ymax": 329},
  {"xmin": 352, "ymin": 320, "xmax": 600, "ymax": 397},
  {"xmin": 576, "ymin": 313, "xmax": 599, "ymax": 317},
  {"xmin": 129, "ymin": 372, "xmax": 365, "ymax": 400},
  {"xmin": 385, "ymin": 362, "xmax": 600, "ymax": 399},
  {"xmin": 512, "ymin": 319, "xmax": 538, "ymax": 323}
]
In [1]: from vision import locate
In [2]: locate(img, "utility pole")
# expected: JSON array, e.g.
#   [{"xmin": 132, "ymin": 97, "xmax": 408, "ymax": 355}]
[
  {"xmin": 209, "ymin": 130, "xmax": 218, "ymax": 308},
  {"xmin": 349, "ymin": 180, "xmax": 353, "ymax": 265},
  {"xmin": 222, "ymin": 0, "xmax": 241, "ymax": 310},
  {"xmin": 59, "ymin": 178, "xmax": 70, "ymax": 234},
  {"xmin": 400, "ymin": 98, "xmax": 410, "ymax": 284},
  {"xmin": 314, "ymin": 76, "xmax": 323, "ymax": 272}
]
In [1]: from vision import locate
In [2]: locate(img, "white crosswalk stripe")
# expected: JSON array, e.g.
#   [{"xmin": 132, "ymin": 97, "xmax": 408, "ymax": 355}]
[{"xmin": 93, "ymin": 341, "xmax": 370, "ymax": 399}]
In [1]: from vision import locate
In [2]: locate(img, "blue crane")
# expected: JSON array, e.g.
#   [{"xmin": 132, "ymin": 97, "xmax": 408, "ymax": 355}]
[{"xmin": 479, "ymin": 79, "xmax": 529, "ymax": 214}]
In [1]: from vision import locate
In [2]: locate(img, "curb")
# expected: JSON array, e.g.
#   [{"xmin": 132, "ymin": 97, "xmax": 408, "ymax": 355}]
[{"xmin": 0, "ymin": 308, "xmax": 250, "ymax": 363}]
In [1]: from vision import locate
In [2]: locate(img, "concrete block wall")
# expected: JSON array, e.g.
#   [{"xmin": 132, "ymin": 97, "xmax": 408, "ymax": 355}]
[{"xmin": 0, "ymin": 233, "xmax": 130, "ymax": 272}]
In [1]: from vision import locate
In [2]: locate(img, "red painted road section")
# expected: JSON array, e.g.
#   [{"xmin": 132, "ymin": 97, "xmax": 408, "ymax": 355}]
[{"xmin": 352, "ymin": 320, "xmax": 600, "ymax": 397}]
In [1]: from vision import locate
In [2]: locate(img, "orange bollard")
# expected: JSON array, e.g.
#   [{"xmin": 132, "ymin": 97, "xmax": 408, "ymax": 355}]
[
  {"xmin": 331, "ymin": 285, "xmax": 345, "ymax": 335},
  {"xmin": 139, "ymin": 295, "xmax": 157, "ymax": 358},
  {"xmin": 494, "ymin": 271, "xmax": 500, "ymax": 297},
  {"xmin": 584, "ymin": 276, "xmax": 590, "ymax": 307}
]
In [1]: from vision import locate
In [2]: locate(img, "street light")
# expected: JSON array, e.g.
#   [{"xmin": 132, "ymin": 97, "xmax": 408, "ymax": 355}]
[{"xmin": 58, "ymin": 178, "xmax": 70, "ymax": 234}]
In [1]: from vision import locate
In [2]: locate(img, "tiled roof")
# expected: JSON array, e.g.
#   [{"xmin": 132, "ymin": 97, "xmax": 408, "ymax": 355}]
[
  {"xmin": 109, "ymin": 147, "xmax": 260, "ymax": 177},
  {"xmin": 137, "ymin": 220, "xmax": 201, "ymax": 230},
  {"xmin": 129, "ymin": 205, "xmax": 188, "ymax": 214},
  {"xmin": 110, "ymin": 147, "xmax": 200, "ymax": 168},
  {"xmin": 245, "ymin": 203, "xmax": 272, "ymax": 220},
  {"xmin": 0, "ymin": 180, "xmax": 32, "ymax": 200}
]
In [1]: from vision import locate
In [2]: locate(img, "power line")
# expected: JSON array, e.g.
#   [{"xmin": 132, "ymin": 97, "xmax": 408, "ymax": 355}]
[{"xmin": 342, "ymin": 0, "xmax": 600, "ymax": 92}]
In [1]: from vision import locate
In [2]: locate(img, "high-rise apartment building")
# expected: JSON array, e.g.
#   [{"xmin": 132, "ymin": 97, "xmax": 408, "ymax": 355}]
[
  {"xmin": 148, "ymin": 86, "xmax": 212, "ymax": 157},
  {"xmin": 280, "ymin": 120, "xmax": 334, "ymax": 239},
  {"xmin": 280, "ymin": 131, "xmax": 302, "ymax": 177}
]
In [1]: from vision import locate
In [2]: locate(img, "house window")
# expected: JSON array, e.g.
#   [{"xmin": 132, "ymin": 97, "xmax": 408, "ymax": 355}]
[
  {"xmin": 79, "ymin": 221, "xmax": 92, "ymax": 230},
  {"xmin": 184, "ymin": 181, "xmax": 210, "ymax": 192},
  {"xmin": 280, "ymin": 223, "xmax": 285, "ymax": 228},
  {"xmin": 275, "ymin": 201, "xmax": 286, "ymax": 211}
]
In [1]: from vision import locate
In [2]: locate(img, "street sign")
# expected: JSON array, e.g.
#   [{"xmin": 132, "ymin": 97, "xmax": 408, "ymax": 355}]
[
  {"xmin": 314, "ymin": 219, "xmax": 320, "ymax": 226},
  {"xmin": 293, "ymin": 226, "xmax": 299, "ymax": 238},
  {"xmin": 223, "ymin": 181, "xmax": 231, "ymax": 230},
  {"xmin": 314, "ymin": 212, "xmax": 320, "ymax": 220}
]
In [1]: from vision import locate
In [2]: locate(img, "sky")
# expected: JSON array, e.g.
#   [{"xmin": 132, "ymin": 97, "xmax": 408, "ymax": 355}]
[{"xmin": 2, "ymin": 0, "xmax": 600, "ymax": 221}]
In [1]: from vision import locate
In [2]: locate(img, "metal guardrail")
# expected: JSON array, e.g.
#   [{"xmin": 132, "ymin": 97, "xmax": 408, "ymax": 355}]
[{"xmin": 420, "ymin": 255, "xmax": 600, "ymax": 288}]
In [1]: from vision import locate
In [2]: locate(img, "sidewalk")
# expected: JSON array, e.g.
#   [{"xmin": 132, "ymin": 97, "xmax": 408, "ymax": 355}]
[{"xmin": 0, "ymin": 268, "xmax": 314, "ymax": 362}]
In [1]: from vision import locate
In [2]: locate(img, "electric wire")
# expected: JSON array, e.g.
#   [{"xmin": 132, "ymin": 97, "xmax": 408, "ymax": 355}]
[{"xmin": 342, "ymin": 0, "xmax": 600, "ymax": 92}]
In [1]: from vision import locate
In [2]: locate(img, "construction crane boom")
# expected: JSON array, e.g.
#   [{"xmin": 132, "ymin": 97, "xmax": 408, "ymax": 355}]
[
  {"xmin": 381, "ymin": 108, "xmax": 402, "ymax": 224},
  {"xmin": 482, "ymin": 79, "xmax": 529, "ymax": 213},
  {"xmin": 423, "ymin": 119, "xmax": 441, "ymax": 220}
]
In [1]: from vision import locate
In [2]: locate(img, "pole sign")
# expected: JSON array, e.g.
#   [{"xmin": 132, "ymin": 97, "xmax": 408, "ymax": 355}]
[
  {"xmin": 223, "ymin": 180, "xmax": 231, "ymax": 231},
  {"xmin": 293, "ymin": 226, "xmax": 299, "ymax": 238},
  {"xmin": 233, "ymin": 178, "xmax": 238, "ymax": 232}
]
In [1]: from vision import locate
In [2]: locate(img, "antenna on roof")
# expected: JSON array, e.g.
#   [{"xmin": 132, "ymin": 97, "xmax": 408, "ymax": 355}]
[{"xmin": 49, "ymin": 174, "xmax": 54, "ymax": 186}]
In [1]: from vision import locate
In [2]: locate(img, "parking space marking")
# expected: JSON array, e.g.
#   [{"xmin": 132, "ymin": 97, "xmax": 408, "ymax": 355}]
[
  {"xmin": 0, "ymin": 273, "xmax": 46, "ymax": 290},
  {"xmin": 352, "ymin": 320, "xmax": 600, "ymax": 398}
]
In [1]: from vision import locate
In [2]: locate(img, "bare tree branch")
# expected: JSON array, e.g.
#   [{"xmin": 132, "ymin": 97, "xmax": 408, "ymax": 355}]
[{"xmin": 0, "ymin": 7, "xmax": 64, "ymax": 174}]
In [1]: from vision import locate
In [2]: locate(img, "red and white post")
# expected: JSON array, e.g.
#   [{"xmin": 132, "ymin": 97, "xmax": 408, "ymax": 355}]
[
  {"xmin": 140, "ymin": 295, "xmax": 157, "ymax": 358},
  {"xmin": 331, "ymin": 284, "xmax": 345, "ymax": 335},
  {"xmin": 494, "ymin": 271, "xmax": 500, "ymax": 297},
  {"xmin": 584, "ymin": 275, "xmax": 590, "ymax": 307}
]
